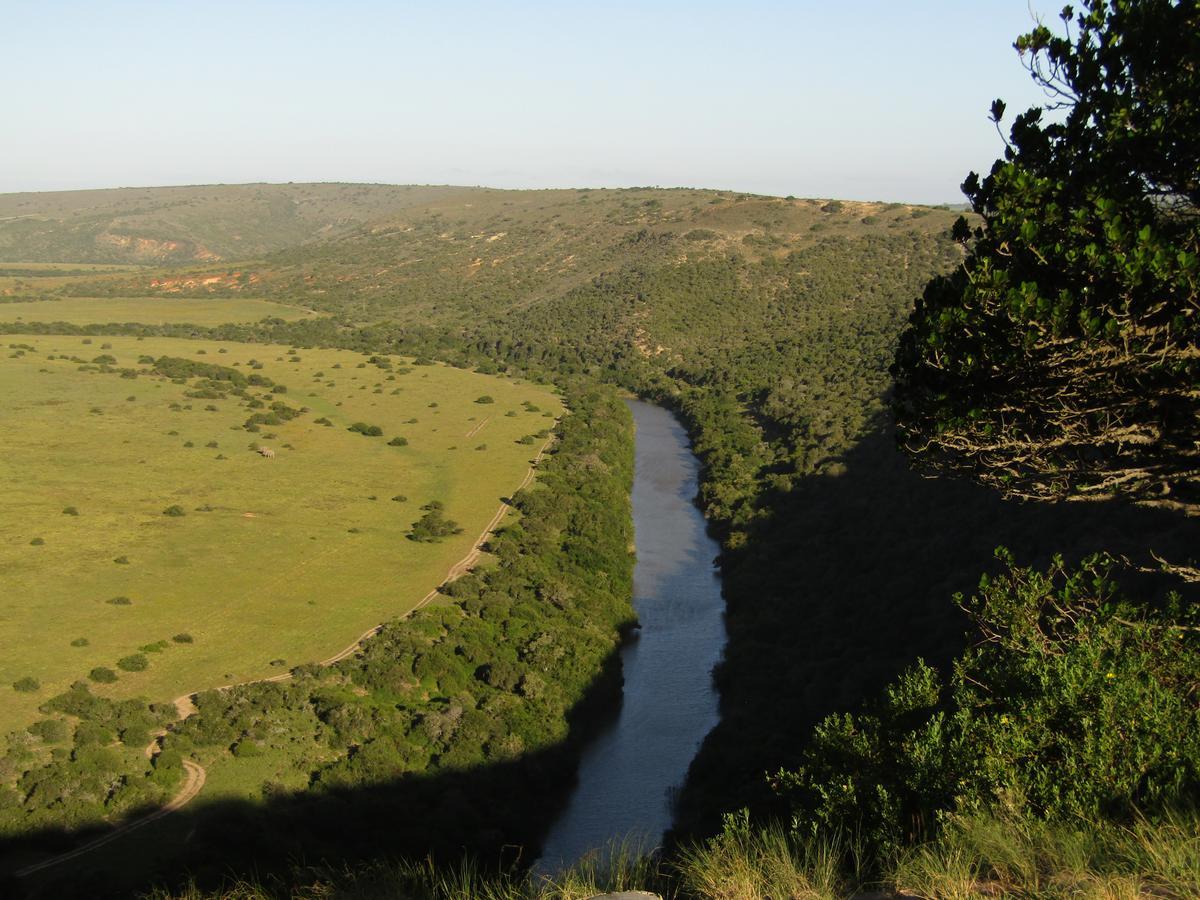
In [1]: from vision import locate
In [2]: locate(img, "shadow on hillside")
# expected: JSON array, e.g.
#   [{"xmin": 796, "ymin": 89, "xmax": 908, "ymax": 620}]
[
  {"xmin": 0, "ymin": 647, "xmax": 626, "ymax": 899},
  {"xmin": 672, "ymin": 417, "xmax": 1200, "ymax": 840}
]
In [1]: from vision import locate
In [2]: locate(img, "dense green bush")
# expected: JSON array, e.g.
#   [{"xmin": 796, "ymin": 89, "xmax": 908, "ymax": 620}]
[
  {"xmin": 12, "ymin": 676, "xmax": 40, "ymax": 693},
  {"xmin": 775, "ymin": 553, "xmax": 1200, "ymax": 859},
  {"xmin": 162, "ymin": 505, "xmax": 186, "ymax": 517},
  {"xmin": 88, "ymin": 667, "xmax": 118, "ymax": 684},
  {"xmin": 117, "ymin": 654, "xmax": 149, "ymax": 672},
  {"xmin": 409, "ymin": 507, "xmax": 462, "ymax": 542}
]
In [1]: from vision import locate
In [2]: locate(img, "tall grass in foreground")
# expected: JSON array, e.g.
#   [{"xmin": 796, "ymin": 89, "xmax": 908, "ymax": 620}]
[
  {"xmin": 893, "ymin": 808, "xmax": 1200, "ymax": 899},
  {"xmin": 148, "ymin": 809, "xmax": 1200, "ymax": 899}
]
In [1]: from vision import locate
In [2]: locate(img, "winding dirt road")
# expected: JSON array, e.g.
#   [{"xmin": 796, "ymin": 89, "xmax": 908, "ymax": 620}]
[{"xmin": 15, "ymin": 437, "xmax": 554, "ymax": 879}]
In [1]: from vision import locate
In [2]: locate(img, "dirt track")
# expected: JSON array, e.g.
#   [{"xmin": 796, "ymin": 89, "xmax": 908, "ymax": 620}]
[{"xmin": 16, "ymin": 435, "xmax": 555, "ymax": 879}]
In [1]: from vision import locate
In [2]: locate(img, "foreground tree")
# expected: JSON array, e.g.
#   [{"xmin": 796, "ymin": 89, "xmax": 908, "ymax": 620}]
[{"xmin": 893, "ymin": 0, "xmax": 1200, "ymax": 511}]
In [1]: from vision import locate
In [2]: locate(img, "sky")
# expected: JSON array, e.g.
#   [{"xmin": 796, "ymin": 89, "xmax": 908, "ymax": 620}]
[{"xmin": 3, "ymin": 1, "xmax": 1061, "ymax": 204}]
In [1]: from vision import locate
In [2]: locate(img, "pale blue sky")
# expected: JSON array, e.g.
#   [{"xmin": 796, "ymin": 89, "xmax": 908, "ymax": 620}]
[{"xmin": 3, "ymin": 1, "xmax": 1058, "ymax": 202}]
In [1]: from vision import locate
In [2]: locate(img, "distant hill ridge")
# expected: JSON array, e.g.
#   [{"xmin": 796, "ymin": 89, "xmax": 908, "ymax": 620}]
[{"xmin": 0, "ymin": 182, "xmax": 955, "ymax": 266}]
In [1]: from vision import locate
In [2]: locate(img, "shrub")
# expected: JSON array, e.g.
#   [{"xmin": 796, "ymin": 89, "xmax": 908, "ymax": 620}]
[
  {"xmin": 314, "ymin": 416, "xmax": 333, "ymax": 426},
  {"xmin": 162, "ymin": 505, "xmax": 186, "ymax": 517},
  {"xmin": 114, "ymin": 555, "xmax": 129, "ymax": 564},
  {"xmin": 89, "ymin": 667, "xmax": 118, "ymax": 684},
  {"xmin": 347, "ymin": 422, "xmax": 383, "ymax": 436},
  {"xmin": 70, "ymin": 637, "xmax": 89, "ymax": 647},
  {"xmin": 62, "ymin": 506, "xmax": 79, "ymax": 516},
  {"xmin": 29, "ymin": 537, "xmax": 44, "ymax": 546},
  {"xmin": 106, "ymin": 596, "xmax": 133, "ymax": 606},
  {"xmin": 172, "ymin": 633, "xmax": 194, "ymax": 644},
  {"xmin": 475, "ymin": 395, "xmax": 494, "ymax": 404},
  {"xmin": 117, "ymin": 654, "xmax": 149, "ymax": 672},
  {"xmin": 28, "ymin": 719, "xmax": 69, "ymax": 743},
  {"xmin": 410, "ymin": 508, "xmax": 463, "ymax": 542},
  {"xmin": 391, "ymin": 495, "xmax": 408, "ymax": 503},
  {"xmin": 12, "ymin": 676, "xmax": 40, "ymax": 693},
  {"xmin": 388, "ymin": 436, "xmax": 408, "ymax": 447},
  {"xmin": 140, "ymin": 640, "xmax": 169, "ymax": 653}
]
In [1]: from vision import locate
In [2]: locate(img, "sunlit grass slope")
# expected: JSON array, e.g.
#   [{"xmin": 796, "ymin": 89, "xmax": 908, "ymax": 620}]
[
  {"xmin": 0, "ymin": 334, "xmax": 560, "ymax": 736},
  {"xmin": 0, "ymin": 296, "xmax": 317, "ymax": 326}
]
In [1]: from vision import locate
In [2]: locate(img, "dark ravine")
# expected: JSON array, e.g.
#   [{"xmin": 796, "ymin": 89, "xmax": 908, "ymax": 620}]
[{"xmin": 537, "ymin": 400, "xmax": 726, "ymax": 868}]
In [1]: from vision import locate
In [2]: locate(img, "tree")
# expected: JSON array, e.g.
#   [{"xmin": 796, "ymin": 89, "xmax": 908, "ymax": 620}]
[
  {"xmin": 893, "ymin": 1, "xmax": 1200, "ymax": 511},
  {"xmin": 409, "ymin": 506, "xmax": 463, "ymax": 542}
]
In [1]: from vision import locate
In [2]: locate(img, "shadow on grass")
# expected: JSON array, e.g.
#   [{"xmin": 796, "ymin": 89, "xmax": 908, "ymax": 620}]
[{"xmin": 0, "ymin": 645, "xmax": 627, "ymax": 899}]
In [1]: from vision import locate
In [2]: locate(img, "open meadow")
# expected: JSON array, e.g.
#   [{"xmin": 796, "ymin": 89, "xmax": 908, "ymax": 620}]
[
  {"xmin": 0, "ymin": 296, "xmax": 318, "ymax": 326},
  {"xmin": 0, "ymin": 334, "xmax": 560, "ymax": 738}
]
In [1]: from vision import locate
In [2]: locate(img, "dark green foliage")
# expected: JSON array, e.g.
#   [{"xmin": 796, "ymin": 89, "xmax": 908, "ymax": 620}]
[
  {"xmin": 88, "ymin": 667, "xmax": 117, "ymax": 683},
  {"xmin": 61, "ymin": 506, "xmax": 78, "ymax": 516},
  {"xmin": 113, "ymin": 555, "xmax": 129, "ymax": 564},
  {"xmin": 409, "ymin": 507, "xmax": 462, "ymax": 542},
  {"xmin": 475, "ymin": 395, "xmax": 494, "ymax": 404},
  {"xmin": 162, "ymin": 504, "xmax": 186, "ymax": 517},
  {"xmin": 28, "ymin": 719, "xmax": 68, "ymax": 743},
  {"xmin": 775, "ymin": 553, "xmax": 1200, "ymax": 859},
  {"xmin": 116, "ymin": 654, "xmax": 149, "ymax": 672},
  {"xmin": 70, "ymin": 637, "xmax": 88, "ymax": 647},
  {"xmin": 12, "ymin": 677, "xmax": 39, "ymax": 693},
  {"xmin": 172, "ymin": 633, "xmax": 194, "ymax": 644},
  {"xmin": 387, "ymin": 435, "xmax": 408, "ymax": 446},
  {"xmin": 347, "ymin": 421, "xmax": 383, "ymax": 436},
  {"xmin": 105, "ymin": 595, "xmax": 132, "ymax": 606},
  {"xmin": 893, "ymin": 0, "xmax": 1200, "ymax": 509},
  {"xmin": 29, "ymin": 537, "xmax": 44, "ymax": 546}
]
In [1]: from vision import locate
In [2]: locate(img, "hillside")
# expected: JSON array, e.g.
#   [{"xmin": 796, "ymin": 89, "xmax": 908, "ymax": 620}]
[
  {"xmin": 0, "ymin": 183, "xmax": 488, "ymax": 264},
  {"xmin": 4, "ymin": 171, "xmax": 1193, "ymax": 898}
]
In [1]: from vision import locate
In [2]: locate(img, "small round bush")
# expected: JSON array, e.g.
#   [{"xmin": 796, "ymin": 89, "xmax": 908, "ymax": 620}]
[
  {"xmin": 162, "ymin": 505, "xmax": 186, "ymax": 517},
  {"xmin": 475, "ymin": 395, "xmax": 494, "ymax": 404},
  {"xmin": 106, "ymin": 595, "xmax": 132, "ymax": 606},
  {"xmin": 62, "ymin": 506, "xmax": 79, "ymax": 516},
  {"xmin": 114, "ymin": 555, "xmax": 130, "ymax": 564},
  {"xmin": 117, "ymin": 654, "xmax": 149, "ymax": 672},
  {"xmin": 388, "ymin": 436, "xmax": 408, "ymax": 447},
  {"xmin": 12, "ymin": 676, "xmax": 40, "ymax": 693},
  {"xmin": 391, "ymin": 494, "xmax": 408, "ymax": 503},
  {"xmin": 89, "ymin": 667, "xmax": 118, "ymax": 684},
  {"xmin": 71, "ymin": 637, "xmax": 89, "ymax": 647},
  {"xmin": 30, "ymin": 537, "xmax": 44, "ymax": 546},
  {"xmin": 172, "ymin": 633, "xmax": 194, "ymax": 644}
]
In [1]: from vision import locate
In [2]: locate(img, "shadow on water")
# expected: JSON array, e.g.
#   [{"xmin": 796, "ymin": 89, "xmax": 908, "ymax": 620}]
[
  {"xmin": 0, "ymin": 645, "xmax": 627, "ymax": 899},
  {"xmin": 672, "ymin": 415, "xmax": 1200, "ymax": 840},
  {"xmin": 537, "ymin": 401, "xmax": 725, "ymax": 870}
]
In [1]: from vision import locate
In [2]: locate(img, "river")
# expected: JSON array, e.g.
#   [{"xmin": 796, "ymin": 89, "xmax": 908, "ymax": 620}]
[{"xmin": 537, "ymin": 399, "xmax": 726, "ymax": 868}]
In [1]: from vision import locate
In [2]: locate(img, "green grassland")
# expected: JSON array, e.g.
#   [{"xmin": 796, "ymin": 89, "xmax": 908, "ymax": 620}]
[
  {"xmin": 0, "ymin": 296, "xmax": 318, "ymax": 326},
  {"xmin": 0, "ymin": 334, "xmax": 560, "ymax": 737}
]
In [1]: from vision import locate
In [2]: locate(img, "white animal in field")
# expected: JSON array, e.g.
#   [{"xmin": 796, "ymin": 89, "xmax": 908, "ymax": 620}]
[{"xmin": 257, "ymin": 446, "xmax": 275, "ymax": 459}]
